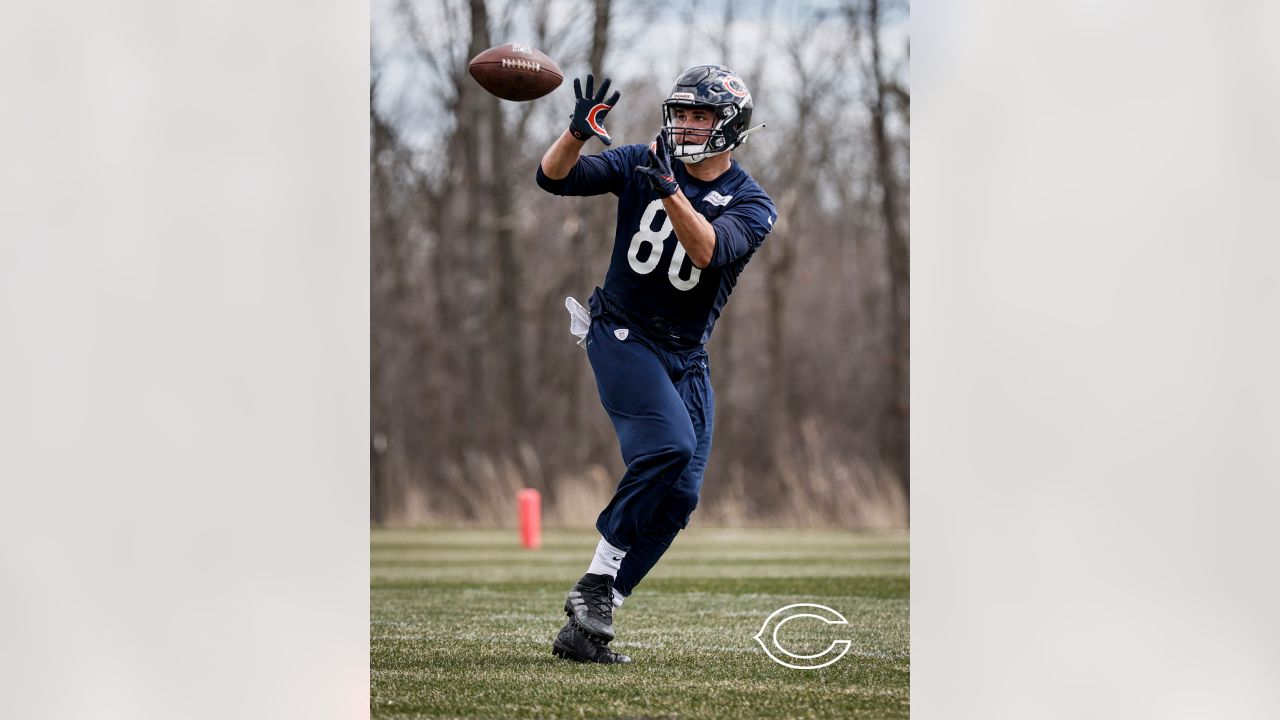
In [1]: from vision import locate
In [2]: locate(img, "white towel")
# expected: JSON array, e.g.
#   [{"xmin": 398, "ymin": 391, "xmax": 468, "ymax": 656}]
[{"xmin": 565, "ymin": 296, "xmax": 591, "ymax": 349}]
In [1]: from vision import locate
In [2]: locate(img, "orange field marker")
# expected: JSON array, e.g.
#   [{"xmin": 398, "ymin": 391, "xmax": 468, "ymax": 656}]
[{"xmin": 517, "ymin": 488, "xmax": 542, "ymax": 549}]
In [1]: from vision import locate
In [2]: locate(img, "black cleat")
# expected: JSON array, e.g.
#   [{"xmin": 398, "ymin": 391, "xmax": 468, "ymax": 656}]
[
  {"xmin": 552, "ymin": 619, "xmax": 631, "ymax": 664},
  {"xmin": 563, "ymin": 572, "xmax": 616, "ymax": 640}
]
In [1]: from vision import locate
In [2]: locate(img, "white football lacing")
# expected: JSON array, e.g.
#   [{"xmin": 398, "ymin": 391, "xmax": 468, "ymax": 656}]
[{"xmin": 500, "ymin": 58, "xmax": 541, "ymax": 72}]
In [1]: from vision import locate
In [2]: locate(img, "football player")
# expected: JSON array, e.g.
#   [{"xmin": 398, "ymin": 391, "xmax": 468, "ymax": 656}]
[{"xmin": 537, "ymin": 66, "xmax": 776, "ymax": 664}]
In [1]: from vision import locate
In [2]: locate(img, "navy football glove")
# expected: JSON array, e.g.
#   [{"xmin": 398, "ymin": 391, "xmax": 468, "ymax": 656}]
[
  {"xmin": 636, "ymin": 132, "xmax": 679, "ymax": 198},
  {"xmin": 568, "ymin": 74, "xmax": 621, "ymax": 145}
]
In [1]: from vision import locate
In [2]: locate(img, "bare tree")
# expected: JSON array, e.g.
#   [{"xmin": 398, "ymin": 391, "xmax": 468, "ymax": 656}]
[{"xmin": 848, "ymin": 0, "xmax": 909, "ymax": 494}]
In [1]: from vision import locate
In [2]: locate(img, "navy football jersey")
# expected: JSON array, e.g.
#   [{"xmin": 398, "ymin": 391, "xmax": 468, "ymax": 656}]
[{"xmin": 537, "ymin": 143, "xmax": 776, "ymax": 349}]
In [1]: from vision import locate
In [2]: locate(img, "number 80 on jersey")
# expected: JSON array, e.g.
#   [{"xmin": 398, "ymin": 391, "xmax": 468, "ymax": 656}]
[{"xmin": 626, "ymin": 199, "xmax": 702, "ymax": 291}]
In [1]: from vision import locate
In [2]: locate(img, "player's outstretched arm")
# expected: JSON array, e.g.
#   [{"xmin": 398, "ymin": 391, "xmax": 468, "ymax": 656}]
[{"xmin": 539, "ymin": 129, "xmax": 588, "ymax": 181}]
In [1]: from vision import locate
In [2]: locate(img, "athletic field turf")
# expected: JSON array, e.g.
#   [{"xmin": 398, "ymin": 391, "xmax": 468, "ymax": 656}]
[{"xmin": 371, "ymin": 528, "xmax": 909, "ymax": 719}]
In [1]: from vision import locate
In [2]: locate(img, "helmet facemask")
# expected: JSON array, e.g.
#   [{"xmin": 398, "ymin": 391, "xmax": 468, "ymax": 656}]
[{"xmin": 661, "ymin": 102, "xmax": 742, "ymax": 164}]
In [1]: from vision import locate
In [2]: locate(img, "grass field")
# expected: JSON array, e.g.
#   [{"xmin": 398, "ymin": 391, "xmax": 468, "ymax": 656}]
[{"xmin": 371, "ymin": 528, "xmax": 909, "ymax": 719}]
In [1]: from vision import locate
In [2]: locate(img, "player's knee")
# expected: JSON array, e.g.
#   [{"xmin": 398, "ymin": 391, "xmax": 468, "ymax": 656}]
[
  {"xmin": 633, "ymin": 427, "xmax": 697, "ymax": 478},
  {"xmin": 665, "ymin": 422, "xmax": 696, "ymax": 461},
  {"xmin": 668, "ymin": 430, "xmax": 697, "ymax": 468}
]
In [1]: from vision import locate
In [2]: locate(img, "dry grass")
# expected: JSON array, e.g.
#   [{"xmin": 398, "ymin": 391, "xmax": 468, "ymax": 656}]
[{"xmin": 381, "ymin": 408, "xmax": 908, "ymax": 529}]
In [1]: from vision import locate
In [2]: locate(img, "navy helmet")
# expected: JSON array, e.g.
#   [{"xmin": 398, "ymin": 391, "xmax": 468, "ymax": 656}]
[{"xmin": 661, "ymin": 65, "xmax": 761, "ymax": 164}]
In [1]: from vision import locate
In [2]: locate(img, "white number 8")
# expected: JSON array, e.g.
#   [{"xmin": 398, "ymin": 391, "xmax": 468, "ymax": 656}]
[{"xmin": 626, "ymin": 199, "xmax": 702, "ymax": 291}]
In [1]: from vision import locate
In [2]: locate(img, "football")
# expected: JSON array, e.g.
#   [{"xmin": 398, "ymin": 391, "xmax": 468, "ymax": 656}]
[{"xmin": 468, "ymin": 43, "xmax": 563, "ymax": 102}]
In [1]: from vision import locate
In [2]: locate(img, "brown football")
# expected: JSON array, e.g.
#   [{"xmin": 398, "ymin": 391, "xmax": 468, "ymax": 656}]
[{"xmin": 468, "ymin": 43, "xmax": 563, "ymax": 102}]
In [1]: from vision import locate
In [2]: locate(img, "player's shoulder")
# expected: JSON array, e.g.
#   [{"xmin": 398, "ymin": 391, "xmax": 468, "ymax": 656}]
[
  {"xmin": 725, "ymin": 167, "xmax": 775, "ymax": 212},
  {"xmin": 725, "ymin": 161, "xmax": 769, "ymax": 194}
]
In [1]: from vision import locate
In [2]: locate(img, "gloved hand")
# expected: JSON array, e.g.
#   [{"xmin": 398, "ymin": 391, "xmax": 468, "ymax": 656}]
[
  {"xmin": 568, "ymin": 74, "xmax": 621, "ymax": 146},
  {"xmin": 635, "ymin": 132, "xmax": 679, "ymax": 198}
]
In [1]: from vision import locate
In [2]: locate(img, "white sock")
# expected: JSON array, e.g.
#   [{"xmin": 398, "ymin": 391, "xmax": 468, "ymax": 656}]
[
  {"xmin": 612, "ymin": 588, "xmax": 625, "ymax": 608},
  {"xmin": 586, "ymin": 537, "xmax": 627, "ymax": 578}
]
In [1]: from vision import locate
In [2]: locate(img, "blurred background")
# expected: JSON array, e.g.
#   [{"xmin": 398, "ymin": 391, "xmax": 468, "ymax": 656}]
[{"xmin": 371, "ymin": 0, "xmax": 909, "ymax": 528}]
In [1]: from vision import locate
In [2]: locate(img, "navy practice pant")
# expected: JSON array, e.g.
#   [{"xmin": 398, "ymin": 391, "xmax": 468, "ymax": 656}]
[{"xmin": 584, "ymin": 308, "xmax": 714, "ymax": 599}]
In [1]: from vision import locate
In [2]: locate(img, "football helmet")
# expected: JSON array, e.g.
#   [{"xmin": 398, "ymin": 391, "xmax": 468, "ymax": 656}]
[{"xmin": 661, "ymin": 65, "xmax": 764, "ymax": 164}]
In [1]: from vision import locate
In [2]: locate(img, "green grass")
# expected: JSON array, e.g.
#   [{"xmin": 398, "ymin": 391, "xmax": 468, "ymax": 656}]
[{"xmin": 371, "ymin": 528, "xmax": 909, "ymax": 719}]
